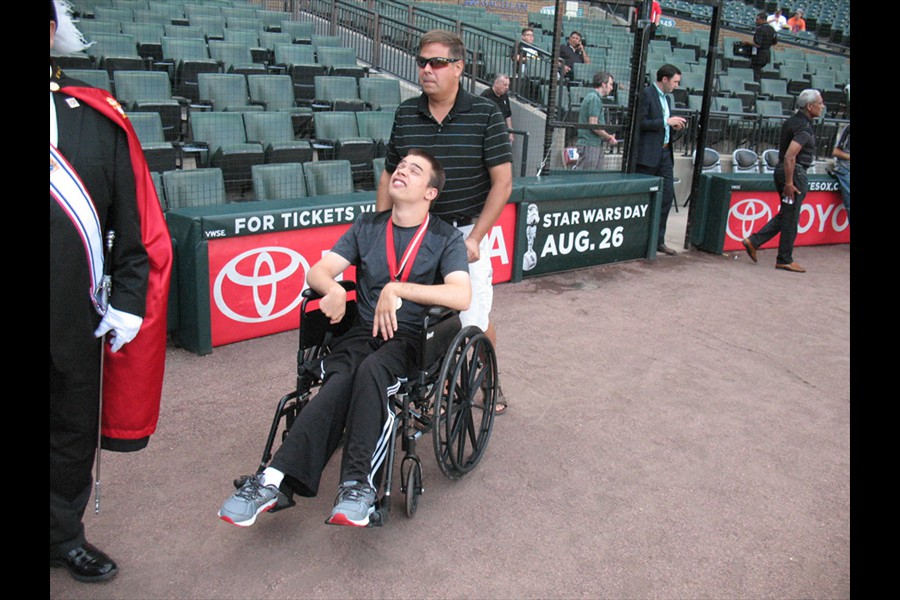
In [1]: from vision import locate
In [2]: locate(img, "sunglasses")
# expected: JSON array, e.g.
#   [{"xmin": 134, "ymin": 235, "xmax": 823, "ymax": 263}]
[{"xmin": 415, "ymin": 55, "xmax": 462, "ymax": 69}]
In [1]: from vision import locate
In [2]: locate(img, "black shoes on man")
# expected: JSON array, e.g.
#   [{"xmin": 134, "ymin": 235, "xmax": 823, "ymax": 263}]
[
  {"xmin": 50, "ymin": 542, "xmax": 118, "ymax": 583},
  {"xmin": 741, "ymin": 237, "xmax": 758, "ymax": 262}
]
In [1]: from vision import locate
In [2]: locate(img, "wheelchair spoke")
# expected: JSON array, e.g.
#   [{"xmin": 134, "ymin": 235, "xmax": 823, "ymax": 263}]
[{"xmin": 433, "ymin": 327, "xmax": 498, "ymax": 479}]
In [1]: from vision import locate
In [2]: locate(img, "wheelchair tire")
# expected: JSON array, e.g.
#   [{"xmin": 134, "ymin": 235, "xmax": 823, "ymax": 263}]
[
  {"xmin": 402, "ymin": 457, "xmax": 423, "ymax": 518},
  {"xmin": 432, "ymin": 326, "xmax": 497, "ymax": 480}
]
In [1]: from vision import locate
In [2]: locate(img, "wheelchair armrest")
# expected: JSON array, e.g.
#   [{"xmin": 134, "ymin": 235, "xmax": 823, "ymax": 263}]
[
  {"xmin": 302, "ymin": 280, "xmax": 356, "ymax": 300},
  {"xmin": 426, "ymin": 305, "xmax": 456, "ymax": 320}
]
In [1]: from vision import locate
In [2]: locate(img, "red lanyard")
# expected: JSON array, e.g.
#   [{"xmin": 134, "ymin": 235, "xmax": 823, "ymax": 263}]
[{"xmin": 386, "ymin": 214, "xmax": 429, "ymax": 282}]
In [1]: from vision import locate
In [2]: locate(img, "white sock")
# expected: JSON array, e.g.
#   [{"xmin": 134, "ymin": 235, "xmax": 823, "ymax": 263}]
[{"xmin": 261, "ymin": 467, "xmax": 284, "ymax": 489}]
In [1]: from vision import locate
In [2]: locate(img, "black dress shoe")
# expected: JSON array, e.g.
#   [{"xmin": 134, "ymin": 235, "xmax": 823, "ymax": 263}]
[
  {"xmin": 50, "ymin": 543, "xmax": 118, "ymax": 582},
  {"xmin": 657, "ymin": 244, "xmax": 677, "ymax": 256}
]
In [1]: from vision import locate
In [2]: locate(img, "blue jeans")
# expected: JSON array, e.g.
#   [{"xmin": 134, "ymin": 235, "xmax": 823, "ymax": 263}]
[{"xmin": 833, "ymin": 165, "xmax": 850, "ymax": 222}]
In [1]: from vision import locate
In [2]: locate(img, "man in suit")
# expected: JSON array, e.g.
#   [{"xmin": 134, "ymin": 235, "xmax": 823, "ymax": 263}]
[
  {"xmin": 635, "ymin": 63, "xmax": 686, "ymax": 256},
  {"xmin": 50, "ymin": 0, "xmax": 171, "ymax": 583}
]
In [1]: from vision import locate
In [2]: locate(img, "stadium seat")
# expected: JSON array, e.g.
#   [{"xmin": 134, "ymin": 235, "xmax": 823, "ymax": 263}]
[
  {"xmin": 243, "ymin": 112, "xmax": 314, "ymax": 164},
  {"xmin": 731, "ymin": 148, "xmax": 760, "ymax": 173},
  {"xmin": 126, "ymin": 111, "xmax": 179, "ymax": 173},
  {"xmin": 197, "ymin": 73, "xmax": 263, "ymax": 112},
  {"xmin": 252, "ymin": 163, "xmax": 309, "ymax": 201},
  {"xmin": 313, "ymin": 76, "xmax": 365, "ymax": 111},
  {"xmin": 359, "ymin": 78, "xmax": 402, "ymax": 112},
  {"xmin": 302, "ymin": 160, "xmax": 355, "ymax": 196},
  {"xmin": 162, "ymin": 167, "xmax": 227, "ymax": 209},
  {"xmin": 114, "ymin": 70, "xmax": 185, "ymax": 141},
  {"xmin": 189, "ymin": 111, "xmax": 266, "ymax": 192}
]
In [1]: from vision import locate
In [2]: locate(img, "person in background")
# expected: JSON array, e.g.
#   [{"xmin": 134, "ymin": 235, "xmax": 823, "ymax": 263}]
[
  {"xmin": 787, "ymin": 8, "xmax": 807, "ymax": 33},
  {"xmin": 634, "ymin": 63, "xmax": 686, "ymax": 256},
  {"xmin": 481, "ymin": 73, "xmax": 515, "ymax": 143},
  {"xmin": 745, "ymin": 11, "xmax": 778, "ymax": 81},
  {"xmin": 558, "ymin": 31, "xmax": 590, "ymax": 80},
  {"xmin": 767, "ymin": 7, "xmax": 787, "ymax": 31},
  {"xmin": 831, "ymin": 123, "xmax": 850, "ymax": 222},
  {"xmin": 575, "ymin": 71, "xmax": 618, "ymax": 171}
]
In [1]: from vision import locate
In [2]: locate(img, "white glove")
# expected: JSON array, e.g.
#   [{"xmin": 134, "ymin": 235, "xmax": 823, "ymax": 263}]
[{"xmin": 94, "ymin": 305, "xmax": 143, "ymax": 352}]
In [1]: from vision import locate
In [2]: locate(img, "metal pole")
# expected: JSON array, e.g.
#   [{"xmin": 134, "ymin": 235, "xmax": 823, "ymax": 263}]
[
  {"xmin": 684, "ymin": 1, "xmax": 722, "ymax": 250},
  {"xmin": 539, "ymin": 0, "xmax": 566, "ymax": 176},
  {"xmin": 94, "ymin": 229, "xmax": 115, "ymax": 515}
]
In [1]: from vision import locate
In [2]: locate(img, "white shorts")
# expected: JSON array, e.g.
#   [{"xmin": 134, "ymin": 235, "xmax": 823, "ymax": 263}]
[{"xmin": 455, "ymin": 223, "xmax": 493, "ymax": 331}]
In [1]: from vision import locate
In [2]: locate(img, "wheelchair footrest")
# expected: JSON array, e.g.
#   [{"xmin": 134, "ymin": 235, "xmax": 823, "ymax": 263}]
[
  {"xmin": 367, "ymin": 508, "xmax": 387, "ymax": 527},
  {"xmin": 268, "ymin": 496, "xmax": 296, "ymax": 513}
]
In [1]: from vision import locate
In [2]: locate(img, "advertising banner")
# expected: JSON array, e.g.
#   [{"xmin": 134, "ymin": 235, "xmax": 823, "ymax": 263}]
[
  {"xmin": 204, "ymin": 203, "xmax": 519, "ymax": 348},
  {"xmin": 724, "ymin": 179, "xmax": 850, "ymax": 252},
  {"xmin": 517, "ymin": 194, "xmax": 655, "ymax": 277}
]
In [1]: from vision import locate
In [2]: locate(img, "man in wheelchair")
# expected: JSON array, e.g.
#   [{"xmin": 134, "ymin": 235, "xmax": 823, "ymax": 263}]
[{"xmin": 218, "ymin": 149, "xmax": 471, "ymax": 527}]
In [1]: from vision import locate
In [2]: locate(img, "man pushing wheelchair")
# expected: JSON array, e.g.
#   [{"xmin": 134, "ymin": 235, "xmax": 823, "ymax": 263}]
[{"xmin": 218, "ymin": 150, "xmax": 471, "ymax": 527}]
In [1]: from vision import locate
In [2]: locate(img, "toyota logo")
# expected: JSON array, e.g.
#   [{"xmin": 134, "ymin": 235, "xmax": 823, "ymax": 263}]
[
  {"xmin": 214, "ymin": 247, "xmax": 310, "ymax": 323},
  {"xmin": 727, "ymin": 198, "xmax": 773, "ymax": 241}
]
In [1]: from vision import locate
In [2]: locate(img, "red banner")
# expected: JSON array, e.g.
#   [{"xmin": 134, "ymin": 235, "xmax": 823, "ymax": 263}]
[
  {"xmin": 206, "ymin": 204, "xmax": 519, "ymax": 347},
  {"xmin": 723, "ymin": 188, "xmax": 849, "ymax": 252}
]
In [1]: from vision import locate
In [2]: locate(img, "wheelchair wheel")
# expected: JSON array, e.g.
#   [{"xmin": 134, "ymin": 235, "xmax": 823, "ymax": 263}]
[
  {"xmin": 432, "ymin": 326, "xmax": 497, "ymax": 480},
  {"xmin": 402, "ymin": 457, "xmax": 423, "ymax": 518}
]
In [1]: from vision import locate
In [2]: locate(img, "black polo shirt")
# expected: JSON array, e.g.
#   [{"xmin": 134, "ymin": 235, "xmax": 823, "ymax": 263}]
[
  {"xmin": 559, "ymin": 43, "xmax": 586, "ymax": 70},
  {"xmin": 778, "ymin": 110, "xmax": 816, "ymax": 168},
  {"xmin": 480, "ymin": 87, "xmax": 512, "ymax": 120},
  {"xmin": 384, "ymin": 89, "xmax": 513, "ymax": 220}
]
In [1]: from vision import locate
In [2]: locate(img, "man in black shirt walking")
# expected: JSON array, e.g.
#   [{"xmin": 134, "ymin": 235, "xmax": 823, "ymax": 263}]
[{"xmin": 741, "ymin": 89, "xmax": 825, "ymax": 273}]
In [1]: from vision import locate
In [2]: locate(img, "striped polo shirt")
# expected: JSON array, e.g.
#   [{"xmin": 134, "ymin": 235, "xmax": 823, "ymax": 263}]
[{"xmin": 384, "ymin": 89, "xmax": 513, "ymax": 220}]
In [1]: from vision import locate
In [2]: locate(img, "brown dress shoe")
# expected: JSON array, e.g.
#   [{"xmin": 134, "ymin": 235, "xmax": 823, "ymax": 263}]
[
  {"xmin": 775, "ymin": 262, "xmax": 806, "ymax": 273},
  {"xmin": 741, "ymin": 238, "xmax": 757, "ymax": 262}
]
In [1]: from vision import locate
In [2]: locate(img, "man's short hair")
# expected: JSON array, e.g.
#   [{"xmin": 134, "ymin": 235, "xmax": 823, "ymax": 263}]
[
  {"xmin": 656, "ymin": 63, "xmax": 681, "ymax": 82},
  {"xmin": 757, "ymin": 11, "xmax": 768, "ymax": 21},
  {"xmin": 406, "ymin": 148, "xmax": 446, "ymax": 196},
  {"xmin": 493, "ymin": 73, "xmax": 509, "ymax": 85},
  {"xmin": 569, "ymin": 31, "xmax": 582, "ymax": 40},
  {"xmin": 592, "ymin": 71, "xmax": 612, "ymax": 88},
  {"xmin": 797, "ymin": 88, "xmax": 821, "ymax": 109},
  {"xmin": 521, "ymin": 27, "xmax": 533, "ymax": 36},
  {"xmin": 419, "ymin": 30, "xmax": 465, "ymax": 60}
]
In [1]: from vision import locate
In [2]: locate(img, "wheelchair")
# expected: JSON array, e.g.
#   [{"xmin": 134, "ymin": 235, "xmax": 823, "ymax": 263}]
[{"xmin": 234, "ymin": 281, "xmax": 498, "ymax": 526}]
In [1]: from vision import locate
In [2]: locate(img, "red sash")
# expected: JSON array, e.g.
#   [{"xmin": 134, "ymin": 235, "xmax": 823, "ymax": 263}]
[{"xmin": 59, "ymin": 84, "xmax": 173, "ymax": 447}]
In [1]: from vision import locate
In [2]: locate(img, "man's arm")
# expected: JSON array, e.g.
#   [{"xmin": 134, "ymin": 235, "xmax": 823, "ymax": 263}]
[
  {"xmin": 589, "ymin": 115, "xmax": 618, "ymax": 144},
  {"xmin": 781, "ymin": 139, "xmax": 803, "ymax": 200},
  {"xmin": 307, "ymin": 252, "xmax": 353, "ymax": 324},
  {"xmin": 466, "ymin": 161, "xmax": 512, "ymax": 262},
  {"xmin": 506, "ymin": 116, "xmax": 514, "ymax": 142},
  {"xmin": 373, "ymin": 271, "xmax": 471, "ymax": 340}
]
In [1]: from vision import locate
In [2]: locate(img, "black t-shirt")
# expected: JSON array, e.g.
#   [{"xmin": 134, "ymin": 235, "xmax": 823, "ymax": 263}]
[
  {"xmin": 778, "ymin": 110, "xmax": 816, "ymax": 168},
  {"xmin": 330, "ymin": 211, "xmax": 469, "ymax": 333}
]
